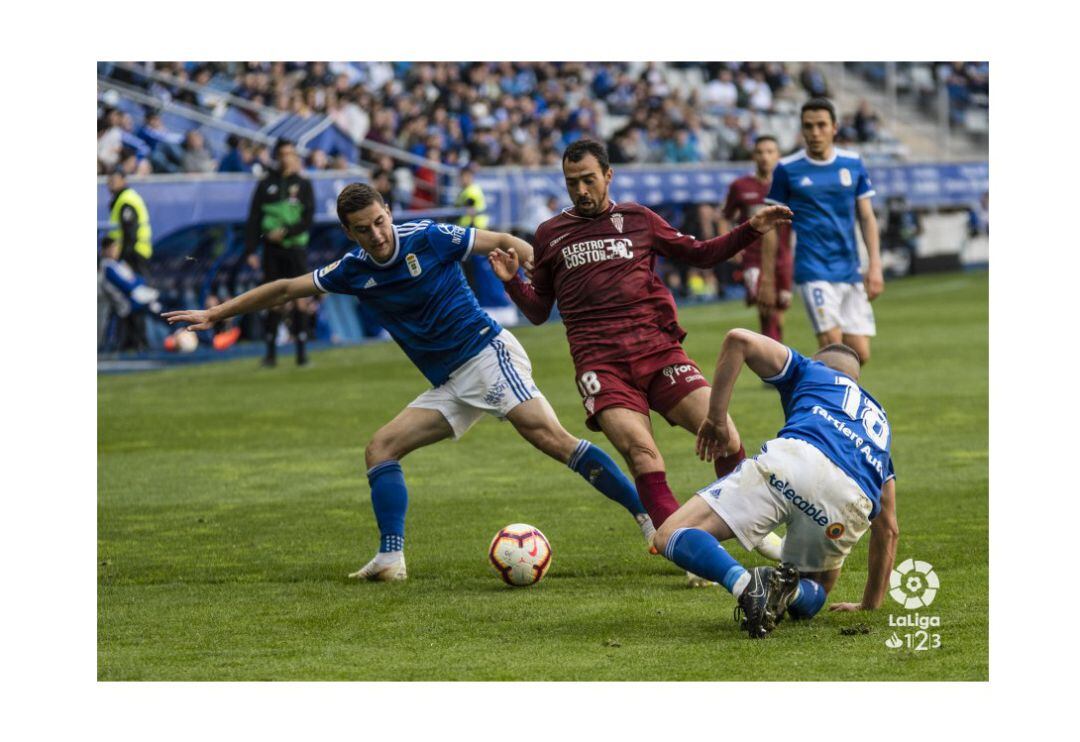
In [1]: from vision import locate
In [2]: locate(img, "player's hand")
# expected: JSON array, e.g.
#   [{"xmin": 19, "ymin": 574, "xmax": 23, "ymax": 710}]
[
  {"xmin": 828, "ymin": 602, "xmax": 865, "ymax": 612},
  {"xmin": 523, "ymin": 259, "xmax": 535, "ymax": 282},
  {"xmin": 266, "ymin": 228, "xmax": 287, "ymax": 243},
  {"xmin": 162, "ymin": 309, "xmax": 215, "ymax": 332},
  {"xmin": 864, "ymin": 265, "xmax": 885, "ymax": 301},
  {"xmin": 757, "ymin": 278, "xmax": 777, "ymax": 317},
  {"xmin": 488, "ymin": 248, "xmax": 520, "ymax": 282},
  {"xmin": 748, "ymin": 205, "xmax": 793, "ymax": 235},
  {"xmin": 695, "ymin": 416, "xmax": 732, "ymax": 462},
  {"xmin": 246, "ymin": 253, "xmax": 261, "ymax": 271}
]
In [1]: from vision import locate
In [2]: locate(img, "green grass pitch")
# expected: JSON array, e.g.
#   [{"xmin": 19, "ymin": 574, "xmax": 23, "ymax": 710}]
[{"xmin": 98, "ymin": 270, "xmax": 988, "ymax": 680}]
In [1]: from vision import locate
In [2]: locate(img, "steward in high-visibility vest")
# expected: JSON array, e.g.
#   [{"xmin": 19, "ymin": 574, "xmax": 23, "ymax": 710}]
[
  {"xmin": 107, "ymin": 170, "xmax": 153, "ymax": 274},
  {"xmin": 455, "ymin": 165, "xmax": 490, "ymax": 230}
]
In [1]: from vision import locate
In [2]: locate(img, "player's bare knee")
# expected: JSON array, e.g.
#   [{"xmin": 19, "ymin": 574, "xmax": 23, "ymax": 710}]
[
  {"xmin": 365, "ymin": 435, "xmax": 399, "ymax": 468},
  {"xmin": 625, "ymin": 442, "xmax": 663, "ymax": 476}
]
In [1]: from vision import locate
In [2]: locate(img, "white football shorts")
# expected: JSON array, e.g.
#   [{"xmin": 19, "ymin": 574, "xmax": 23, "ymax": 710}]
[
  {"xmin": 797, "ymin": 280, "xmax": 876, "ymax": 337},
  {"xmin": 408, "ymin": 329, "xmax": 543, "ymax": 439},
  {"xmin": 696, "ymin": 437, "xmax": 874, "ymax": 572}
]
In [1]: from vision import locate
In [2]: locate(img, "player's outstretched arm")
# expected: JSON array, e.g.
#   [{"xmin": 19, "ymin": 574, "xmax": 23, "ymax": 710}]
[
  {"xmin": 831, "ymin": 479, "xmax": 899, "ymax": 612},
  {"xmin": 654, "ymin": 205, "xmax": 792, "ymax": 269},
  {"xmin": 472, "ymin": 229, "xmax": 534, "ymax": 272},
  {"xmin": 162, "ymin": 274, "xmax": 320, "ymax": 331},
  {"xmin": 696, "ymin": 329, "xmax": 789, "ymax": 460},
  {"xmin": 857, "ymin": 197, "xmax": 884, "ymax": 300}
]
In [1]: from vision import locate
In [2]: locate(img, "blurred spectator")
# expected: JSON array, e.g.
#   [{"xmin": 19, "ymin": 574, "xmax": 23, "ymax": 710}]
[
  {"xmin": 98, "ymin": 235, "xmax": 159, "ymax": 352},
  {"xmin": 97, "ymin": 111, "xmax": 123, "ymax": 172},
  {"xmin": 371, "ymin": 168, "xmax": 402, "ymax": 212},
  {"xmin": 106, "ymin": 170, "xmax": 153, "ymax": 275},
  {"xmin": 306, "ymin": 148, "xmax": 330, "ymax": 171},
  {"xmin": 218, "ymin": 135, "xmax": 253, "ymax": 173},
  {"xmin": 664, "ymin": 127, "xmax": 702, "ymax": 163},
  {"xmin": 117, "ymin": 146, "xmax": 152, "ymax": 176},
  {"xmin": 99, "ymin": 62, "xmax": 879, "ymax": 173},
  {"xmin": 800, "ymin": 64, "xmax": 830, "ymax": 97},
  {"xmin": 854, "ymin": 100, "xmax": 881, "ymax": 142},
  {"xmin": 703, "ymin": 68, "xmax": 739, "ymax": 112},
  {"xmin": 968, "ymin": 192, "xmax": 989, "ymax": 236},
  {"xmin": 522, "ymin": 192, "xmax": 561, "ymax": 234},
  {"xmin": 137, "ymin": 111, "xmax": 185, "ymax": 173},
  {"xmin": 181, "ymin": 130, "xmax": 217, "ymax": 173}
]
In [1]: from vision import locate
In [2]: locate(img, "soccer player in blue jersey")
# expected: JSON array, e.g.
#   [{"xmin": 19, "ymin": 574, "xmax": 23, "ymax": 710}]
[
  {"xmin": 164, "ymin": 183, "xmax": 654, "ymax": 581},
  {"xmin": 759, "ymin": 98, "xmax": 884, "ymax": 365},
  {"xmin": 651, "ymin": 329, "xmax": 899, "ymax": 638}
]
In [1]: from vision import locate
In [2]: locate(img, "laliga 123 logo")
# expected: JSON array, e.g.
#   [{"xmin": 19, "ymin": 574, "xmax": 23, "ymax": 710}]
[
  {"xmin": 889, "ymin": 558, "xmax": 939, "ymax": 609},
  {"xmin": 884, "ymin": 558, "xmax": 943, "ymax": 651}
]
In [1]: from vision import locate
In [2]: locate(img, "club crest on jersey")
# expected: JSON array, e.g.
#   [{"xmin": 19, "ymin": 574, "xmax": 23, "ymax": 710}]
[
  {"xmin": 826, "ymin": 523, "xmax": 846, "ymax": 540},
  {"xmin": 611, "ymin": 213, "xmax": 624, "ymax": 233},
  {"xmin": 839, "ymin": 168, "xmax": 853, "ymax": 187},
  {"xmin": 406, "ymin": 253, "xmax": 422, "ymax": 277}
]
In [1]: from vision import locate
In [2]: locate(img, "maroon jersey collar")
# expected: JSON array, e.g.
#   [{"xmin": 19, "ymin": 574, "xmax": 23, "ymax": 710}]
[{"xmin": 562, "ymin": 201, "xmax": 616, "ymax": 221}]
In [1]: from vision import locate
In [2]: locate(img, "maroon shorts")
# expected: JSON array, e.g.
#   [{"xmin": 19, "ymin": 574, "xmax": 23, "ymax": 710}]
[
  {"xmin": 575, "ymin": 346, "xmax": 710, "ymax": 432},
  {"xmin": 743, "ymin": 259, "xmax": 794, "ymax": 309}
]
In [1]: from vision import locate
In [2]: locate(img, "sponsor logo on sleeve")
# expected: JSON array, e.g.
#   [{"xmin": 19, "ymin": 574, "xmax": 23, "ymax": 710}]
[
  {"xmin": 318, "ymin": 260, "xmax": 341, "ymax": 277},
  {"xmin": 436, "ymin": 224, "xmax": 467, "ymax": 245}
]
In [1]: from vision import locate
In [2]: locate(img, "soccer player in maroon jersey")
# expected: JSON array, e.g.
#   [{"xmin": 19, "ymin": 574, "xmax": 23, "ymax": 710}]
[
  {"xmin": 720, "ymin": 135, "xmax": 794, "ymax": 343},
  {"xmin": 488, "ymin": 139, "xmax": 792, "ymax": 550}
]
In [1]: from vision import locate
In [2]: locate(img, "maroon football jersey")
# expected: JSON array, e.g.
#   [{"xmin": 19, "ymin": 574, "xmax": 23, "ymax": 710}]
[
  {"xmin": 507, "ymin": 201, "xmax": 760, "ymax": 372},
  {"xmin": 723, "ymin": 174, "xmax": 792, "ymax": 269}
]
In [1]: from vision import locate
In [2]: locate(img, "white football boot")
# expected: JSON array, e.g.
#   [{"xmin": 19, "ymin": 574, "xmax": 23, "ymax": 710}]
[{"xmin": 348, "ymin": 554, "xmax": 407, "ymax": 582}]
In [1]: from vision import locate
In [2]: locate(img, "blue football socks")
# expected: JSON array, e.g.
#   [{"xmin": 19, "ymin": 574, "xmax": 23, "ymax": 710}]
[
  {"xmin": 664, "ymin": 528, "xmax": 748, "ymax": 594},
  {"xmin": 787, "ymin": 578, "xmax": 827, "ymax": 619},
  {"xmin": 367, "ymin": 460, "xmax": 408, "ymax": 553},
  {"xmin": 568, "ymin": 440, "xmax": 648, "ymax": 517}
]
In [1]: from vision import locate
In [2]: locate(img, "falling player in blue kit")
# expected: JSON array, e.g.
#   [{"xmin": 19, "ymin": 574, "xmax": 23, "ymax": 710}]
[
  {"xmin": 164, "ymin": 183, "xmax": 654, "ymax": 581},
  {"xmin": 651, "ymin": 329, "xmax": 900, "ymax": 638}
]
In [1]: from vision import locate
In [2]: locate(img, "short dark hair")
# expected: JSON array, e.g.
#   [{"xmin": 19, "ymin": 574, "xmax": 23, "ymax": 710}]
[
  {"xmin": 336, "ymin": 182, "xmax": 384, "ymax": 224},
  {"xmin": 754, "ymin": 134, "xmax": 779, "ymax": 147},
  {"xmin": 814, "ymin": 343, "xmax": 861, "ymax": 365},
  {"xmin": 273, "ymin": 138, "xmax": 295, "ymax": 158},
  {"xmin": 801, "ymin": 97, "xmax": 837, "ymax": 124},
  {"xmin": 562, "ymin": 138, "xmax": 610, "ymax": 172}
]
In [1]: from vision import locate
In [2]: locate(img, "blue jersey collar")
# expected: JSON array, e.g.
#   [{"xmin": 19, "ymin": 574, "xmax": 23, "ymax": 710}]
[
  {"xmin": 802, "ymin": 148, "xmax": 838, "ymax": 167},
  {"xmin": 367, "ymin": 225, "xmax": 402, "ymax": 268}
]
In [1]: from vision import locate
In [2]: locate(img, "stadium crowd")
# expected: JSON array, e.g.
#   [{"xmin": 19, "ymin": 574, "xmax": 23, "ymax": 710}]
[{"xmin": 98, "ymin": 62, "xmax": 845, "ymax": 176}]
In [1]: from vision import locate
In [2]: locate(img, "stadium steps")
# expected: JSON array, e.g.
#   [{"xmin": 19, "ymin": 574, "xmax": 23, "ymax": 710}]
[{"xmin": 821, "ymin": 63, "xmax": 986, "ymax": 161}]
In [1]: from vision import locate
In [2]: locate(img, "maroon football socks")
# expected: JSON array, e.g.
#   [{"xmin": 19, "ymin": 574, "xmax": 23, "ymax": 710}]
[{"xmin": 633, "ymin": 471, "xmax": 681, "ymax": 528}]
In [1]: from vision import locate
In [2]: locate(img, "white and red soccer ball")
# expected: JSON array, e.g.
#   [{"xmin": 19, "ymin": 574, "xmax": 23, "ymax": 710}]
[{"xmin": 488, "ymin": 523, "xmax": 552, "ymax": 587}]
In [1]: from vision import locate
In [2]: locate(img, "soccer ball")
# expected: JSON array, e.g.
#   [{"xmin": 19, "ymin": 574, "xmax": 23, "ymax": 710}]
[
  {"xmin": 164, "ymin": 330, "xmax": 199, "ymax": 353},
  {"xmin": 488, "ymin": 523, "xmax": 552, "ymax": 587}
]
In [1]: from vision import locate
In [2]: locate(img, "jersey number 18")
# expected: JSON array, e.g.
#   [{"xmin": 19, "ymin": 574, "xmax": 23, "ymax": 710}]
[{"xmin": 835, "ymin": 376, "xmax": 890, "ymax": 449}]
